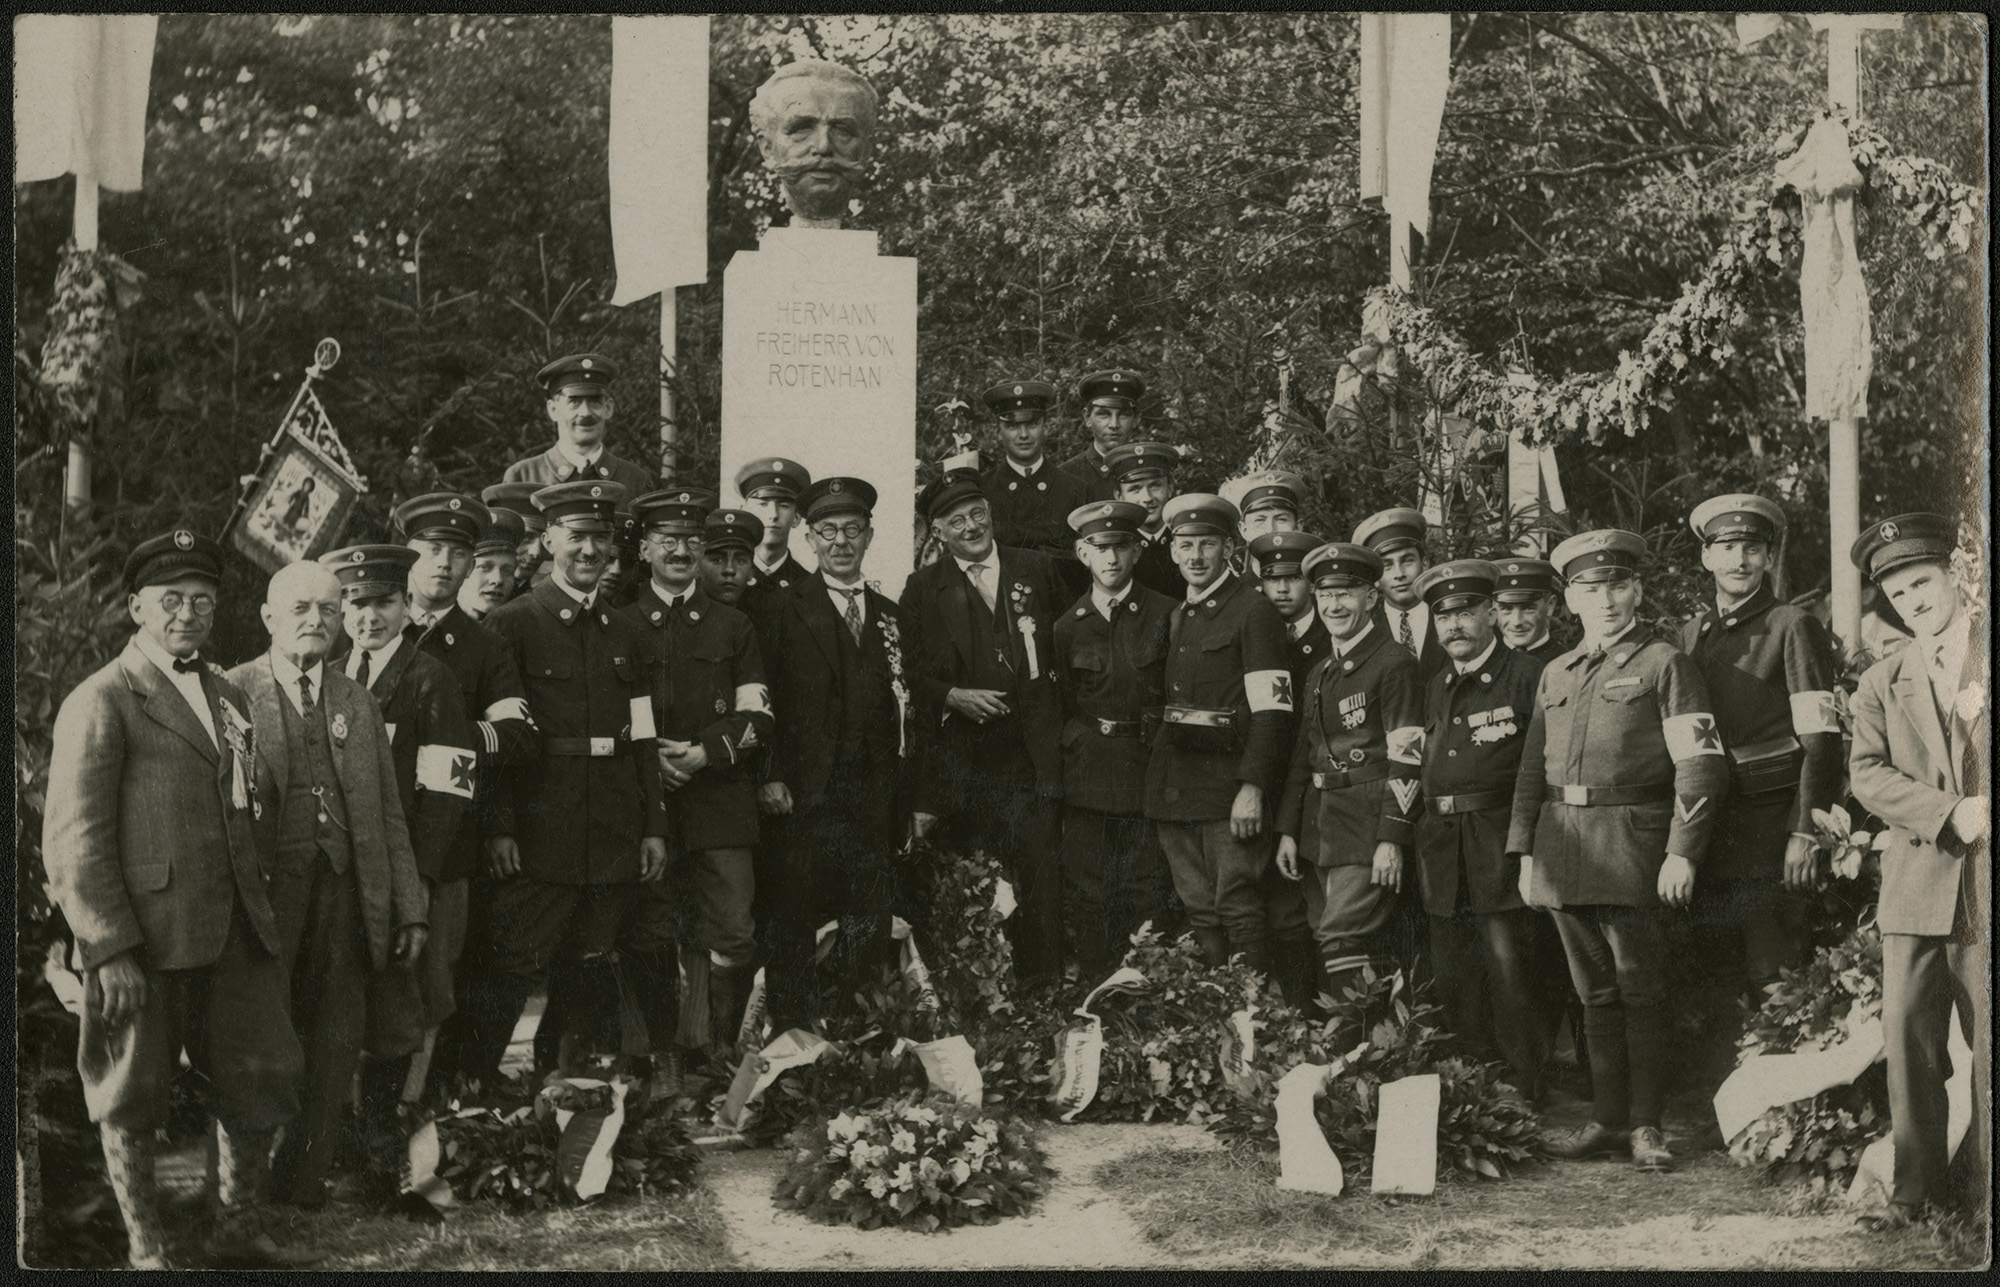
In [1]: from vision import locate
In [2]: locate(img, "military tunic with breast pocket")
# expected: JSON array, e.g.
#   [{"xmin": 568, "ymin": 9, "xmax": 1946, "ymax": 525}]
[
  {"xmin": 1506, "ymin": 625, "xmax": 1731, "ymax": 907},
  {"xmin": 1276, "ymin": 625, "xmax": 1423, "ymax": 866},
  {"xmin": 1415, "ymin": 641, "xmax": 1545, "ymax": 915},
  {"xmin": 1054, "ymin": 584, "xmax": 1175, "ymax": 816},
  {"xmin": 485, "ymin": 579, "xmax": 669, "ymax": 884}
]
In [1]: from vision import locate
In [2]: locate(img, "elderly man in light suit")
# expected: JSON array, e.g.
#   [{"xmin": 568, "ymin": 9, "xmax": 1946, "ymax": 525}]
[
  {"xmin": 1847, "ymin": 514, "xmax": 1989, "ymax": 1228},
  {"xmin": 230, "ymin": 560, "xmax": 428, "ymax": 1209},
  {"xmin": 44, "ymin": 531, "xmax": 313, "ymax": 1268}
]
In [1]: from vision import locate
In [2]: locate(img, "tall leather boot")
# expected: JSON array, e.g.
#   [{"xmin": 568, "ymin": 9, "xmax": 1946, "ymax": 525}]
[
  {"xmin": 536, "ymin": 963, "xmax": 586, "ymax": 1076},
  {"xmin": 675, "ymin": 945, "xmax": 712, "ymax": 1053},
  {"xmin": 99, "ymin": 1124, "xmax": 170, "ymax": 1269},
  {"xmin": 206, "ymin": 1122, "xmax": 324, "ymax": 1268},
  {"xmin": 622, "ymin": 949, "xmax": 681, "ymax": 1061},
  {"xmin": 1581, "ymin": 1005, "xmax": 1631, "ymax": 1131},
  {"xmin": 354, "ymin": 1055, "xmax": 413, "ymax": 1201},
  {"xmin": 707, "ymin": 961, "xmax": 756, "ymax": 1061},
  {"xmin": 457, "ymin": 971, "xmax": 535, "ymax": 1094}
]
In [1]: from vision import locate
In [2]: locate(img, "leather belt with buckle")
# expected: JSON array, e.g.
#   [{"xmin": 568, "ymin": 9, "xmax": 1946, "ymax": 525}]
[
  {"xmin": 544, "ymin": 736, "xmax": 627, "ymax": 757},
  {"xmin": 1312, "ymin": 761, "xmax": 1394, "ymax": 790},
  {"xmin": 1094, "ymin": 718, "xmax": 1144, "ymax": 737},
  {"xmin": 1427, "ymin": 788, "xmax": 1510, "ymax": 815},
  {"xmin": 1545, "ymin": 782, "xmax": 1673, "ymax": 806}
]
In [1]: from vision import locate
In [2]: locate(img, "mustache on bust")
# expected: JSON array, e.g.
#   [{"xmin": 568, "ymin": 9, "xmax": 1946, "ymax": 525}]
[{"xmin": 773, "ymin": 157, "xmax": 867, "ymax": 183}]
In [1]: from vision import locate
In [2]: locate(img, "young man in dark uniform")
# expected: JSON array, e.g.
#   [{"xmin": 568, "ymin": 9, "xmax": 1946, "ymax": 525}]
[
  {"xmin": 394, "ymin": 493, "xmax": 535, "ymax": 1087},
  {"xmin": 1493, "ymin": 556, "xmax": 1566, "ymax": 663},
  {"xmin": 1410, "ymin": 559, "xmax": 1552, "ymax": 1101},
  {"xmin": 619, "ymin": 487, "xmax": 775, "ymax": 1064},
  {"xmin": 1250, "ymin": 529, "xmax": 1331, "ymax": 1010},
  {"xmin": 455, "ymin": 480, "xmax": 670, "ymax": 1086},
  {"xmin": 759, "ymin": 477, "xmax": 916, "ymax": 1030},
  {"xmin": 1355, "ymin": 506, "xmax": 1449, "ymax": 682},
  {"xmin": 1509, "ymin": 529, "xmax": 1729, "ymax": 1173},
  {"xmin": 501, "ymin": 353, "xmax": 656, "ymax": 495},
  {"xmin": 481, "ymin": 482, "xmax": 549, "ymax": 594},
  {"xmin": 980, "ymin": 378, "xmax": 1089, "ymax": 576},
  {"xmin": 459, "ymin": 506, "xmax": 523, "ymax": 621},
  {"xmin": 1679, "ymin": 495, "xmax": 1841, "ymax": 1008},
  {"xmin": 1053, "ymin": 500, "xmax": 1177, "ymax": 978},
  {"xmin": 1275, "ymin": 541, "xmax": 1424, "ymax": 1005},
  {"xmin": 699, "ymin": 508, "xmax": 766, "ymax": 609},
  {"xmin": 1105, "ymin": 439, "xmax": 1185, "ymax": 598},
  {"xmin": 735, "ymin": 455, "xmax": 815, "ymax": 620},
  {"xmin": 1146, "ymin": 493, "xmax": 1295, "ymax": 974},
  {"xmin": 1059, "ymin": 369, "xmax": 1145, "ymax": 502},
  {"xmin": 327, "ymin": 543, "xmax": 475, "ymax": 1197},
  {"xmin": 1847, "ymin": 513, "xmax": 1988, "ymax": 1227},
  {"xmin": 1223, "ymin": 469, "xmax": 1309, "ymax": 543},
  {"xmin": 901, "ymin": 470, "xmax": 1070, "ymax": 981}
]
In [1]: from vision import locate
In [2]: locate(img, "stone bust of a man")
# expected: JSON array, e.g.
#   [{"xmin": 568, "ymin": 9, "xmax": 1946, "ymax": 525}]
[{"xmin": 750, "ymin": 60, "xmax": 879, "ymax": 228}]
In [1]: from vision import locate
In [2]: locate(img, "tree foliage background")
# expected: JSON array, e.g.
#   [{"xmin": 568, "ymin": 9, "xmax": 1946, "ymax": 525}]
[{"xmin": 16, "ymin": 14, "xmax": 1986, "ymax": 638}]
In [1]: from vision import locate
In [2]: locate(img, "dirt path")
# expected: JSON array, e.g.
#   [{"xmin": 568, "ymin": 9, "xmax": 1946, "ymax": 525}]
[{"xmin": 705, "ymin": 1122, "xmax": 1223, "ymax": 1270}]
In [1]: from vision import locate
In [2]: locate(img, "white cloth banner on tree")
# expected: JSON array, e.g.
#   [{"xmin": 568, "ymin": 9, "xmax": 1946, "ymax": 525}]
[
  {"xmin": 14, "ymin": 14, "xmax": 158, "ymax": 190},
  {"xmin": 1848, "ymin": 1009, "xmax": 1974, "ymax": 1208},
  {"xmin": 1371, "ymin": 1073, "xmax": 1441, "ymax": 1195},
  {"xmin": 1358, "ymin": 13, "xmax": 1452, "ymax": 240},
  {"xmin": 1773, "ymin": 116, "xmax": 1873, "ymax": 421},
  {"xmin": 607, "ymin": 15, "xmax": 710, "ymax": 305},
  {"xmin": 1712, "ymin": 1018, "xmax": 1885, "ymax": 1145}
]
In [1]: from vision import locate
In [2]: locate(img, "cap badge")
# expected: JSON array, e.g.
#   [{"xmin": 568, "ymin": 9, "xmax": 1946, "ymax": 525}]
[
  {"xmin": 1879, "ymin": 521, "xmax": 1898, "ymax": 542},
  {"xmin": 678, "ymin": 492, "xmax": 690, "ymax": 502},
  {"xmin": 723, "ymin": 513, "xmax": 737, "ymax": 523},
  {"xmin": 1506, "ymin": 563, "xmax": 1520, "ymax": 573},
  {"xmin": 590, "ymin": 486, "xmax": 604, "ymax": 498},
  {"xmin": 770, "ymin": 460, "xmax": 782, "ymax": 471},
  {"xmin": 1013, "ymin": 384, "xmax": 1024, "ymax": 395},
  {"xmin": 449, "ymin": 499, "xmax": 462, "ymax": 510},
  {"xmin": 173, "ymin": 530, "xmax": 195, "ymax": 550},
  {"xmin": 581, "ymin": 358, "xmax": 594, "ymax": 369},
  {"xmin": 351, "ymin": 550, "xmax": 367, "ymax": 563},
  {"xmin": 829, "ymin": 480, "xmax": 844, "ymax": 493}
]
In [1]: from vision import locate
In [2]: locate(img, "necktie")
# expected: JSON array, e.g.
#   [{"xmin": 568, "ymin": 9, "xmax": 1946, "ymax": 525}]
[
  {"xmin": 355, "ymin": 650, "xmax": 372, "ymax": 688},
  {"xmin": 1397, "ymin": 609, "xmax": 1415, "ymax": 653},
  {"xmin": 172, "ymin": 656, "xmax": 202, "ymax": 674},
  {"xmin": 968, "ymin": 562, "xmax": 997, "ymax": 613},
  {"xmin": 835, "ymin": 586, "xmax": 865, "ymax": 643},
  {"xmin": 298, "ymin": 673, "xmax": 316, "ymax": 714}
]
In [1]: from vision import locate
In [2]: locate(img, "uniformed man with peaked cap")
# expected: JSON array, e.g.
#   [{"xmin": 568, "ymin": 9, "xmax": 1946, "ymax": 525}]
[
  {"xmin": 1275, "ymin": 541, "xmax": 1424, "ymax": 1006},
  {"xmin": 460, "ymin": 505, "xmax": 525, "ymax": 621},
  {"xmin": 980, "ymin": 378, "xmax": 1090, "ymax": 572},
  {"xmin": 1105, "ymin": 439, "xmax": 1185, "ymax": 597},
  {"xmin": 617, "ymin": 486, "xmax": 774, "ymax": 1064},
  {"xmin": 1846, "ymin": 512, "xmax": 1989, "ymax": 1226},
  {"xmin": 1679, "ymin": 494, "xmax": 1841, "ymax": 1015},
  {"xmin": 1060, "ymin": 369, "xmax": 1147, "ymax": 502},
  {"xmin": 44, "ymin": 529, "xmax": 314, "ymax": 1267},
  {"xmin": 698, "ymin": 507, "xmax": 766, "ymax": 609},
  {"xmin": 502, "ymin": 354, "xmax": 657, "ymax": 496},
  {"xmin": 1507, "ymin": 528, "xmax": 1729, "ymax": 1173},
  {"xmin": 455, "ymin": 479, "xmax": 669, "ymax": 1086},
  {"xmin": 1410, "ymin": 558, "xmax": 1555, "ymax": 1099},
  {"xmin": 1249, "ymin": 528, "xmax": 1331, "ymax": 1009},
  {"xmin": 1146, "ymin": 493, "xmax": 1295, "ymax": 975},
  {"xmin": 1053, "ymin": 500, "xmax": 1178, "ymax": 977},
  {"xmin": 1492, "ymin": 556, "xmax": 1566, "ymax": 663},
  {"xmin": 483, "ymin": 481, "xmax": 551, "ymax": 592},
  {"xmin": 1222, "ymin": 469, "xmax": 1309, "ymax": 543},
  {"xmin": 734, "ymin": 456, "xmax": 816, "ymax": 624},
  {"xmin": 759, "ymin": 475, "xmax": 917, "ymax": 1029},
  {"xmin": 1355, "ymin": 506, "xmax": 1448, "ymax": 681}
]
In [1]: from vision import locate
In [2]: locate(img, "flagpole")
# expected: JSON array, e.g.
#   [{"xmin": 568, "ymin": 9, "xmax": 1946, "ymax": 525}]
[
  {"xmin": 660, "ymin": 288, "xmax": 677, "ymax": 483},
  {"xmin": 1823, "ymin": 19, "xmax": 1866, "ymax": 653},
  {"xmin": 64, "ymin": 174, "xmax": 99, "ymax": 516}
]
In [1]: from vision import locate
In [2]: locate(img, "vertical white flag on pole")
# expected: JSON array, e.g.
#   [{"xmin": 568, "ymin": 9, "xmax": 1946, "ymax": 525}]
[
  {"xmin": 1357, "ymin": 13, "xmax": 1453, "ymax": 241},
  {"xmin": 13, "ymin": 14, "xmax": 159, "ymax": 191},
  {"xmin": 608, "ymin": 15, "xmax": 710, "ymax": 305}
]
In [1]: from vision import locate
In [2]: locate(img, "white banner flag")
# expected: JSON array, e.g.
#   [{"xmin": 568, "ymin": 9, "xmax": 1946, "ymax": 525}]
[
  {"xmin": 1358, "ymin": 13, "xmax": 1452, "ymax": 239},
  {"xmin": 608, "ymin": 15, "xmax": 711, "ymax": 305},
  {"xmin": 14, "ymin": 14, "xmax": 159, "ymax": 191}
]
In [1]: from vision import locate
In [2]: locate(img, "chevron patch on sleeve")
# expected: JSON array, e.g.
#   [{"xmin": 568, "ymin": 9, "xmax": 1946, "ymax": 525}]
[{"xmin": 1389, "ymin": 779, "xmax": 1421, "ymax": 815}]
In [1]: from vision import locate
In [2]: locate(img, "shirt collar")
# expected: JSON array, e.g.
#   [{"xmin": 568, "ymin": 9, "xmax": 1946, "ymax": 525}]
[
  {"xmin": 754, "ymin": 551, "xmax": 789, "ymax": 575},
  {"xmin": 1526, "ymin": 632, "xmax": 1551, "ymax": 653},
  {"xmin": 954, "ymin": 550, "xmax": 1000, "ymax": 579},
  {"xmin": 270, "ymin": 650, "xmax": 325, "ymax": 696},
  {"xmin": 1186, "ymin": 569, "xmax": 1233, "ymax": 607},
  {"xmin": 652, "ymin": 579, "xmax": 699, "ymax": 610},
  {"xmin": 550, "ymin": 567, "xmax": 594, "ymax": 609},
  {"xmin": 133, "ymin": 630, "xmax": 199, "ymax": 681},
  {"xmin": 1006, "ymin": 455, "xmax": 1045, "ymax": 477},
  {"xmin": 556, "ymin": 442, "xmax": 604, "ymax": 473},
  {"xmin": 1091, "ymin": 584, "xmax": 1126, "ymax": 619},
  {"xmin": 1287, "ymin": 610, "xmax": 1316, "ymax": 641},
  {"xmin": 1454, "ymin": 637, "xmax": 1500, "ymax": 676},
  {"xmin": 348, "ymin": 633, "xmax": 403, "ymax": 679},
  {"xmin": 1925, "ymin": 613, "xmax": 1971, "ymax": 682},
  {"xmin": 1712, "ymin": 583, "xmax": 1775, "ymax": 626},
  {"xmin": 823, "ymin": 572, "xmax": 866, "ymax": 595},
  {"xmin": 1580, "ymin": 619, "xmax": 1640, "ymax": 657},
  {"xmin": 1330, "ymin": 619, "xmax": 1375, "ymax": 658}
]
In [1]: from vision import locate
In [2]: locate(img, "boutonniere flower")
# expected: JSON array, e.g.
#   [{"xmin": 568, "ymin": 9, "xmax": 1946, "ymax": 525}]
[
  {"xmin": 218, "ymin": 698, "xmax": 254, "ymax": 811},
  {"xmin": 1958, "ymin": 680, "xmax": 1985, "ymax": 724},
  {"xmin": 879, "ymin": 617, "xmax": 912, "ymax": 756}
]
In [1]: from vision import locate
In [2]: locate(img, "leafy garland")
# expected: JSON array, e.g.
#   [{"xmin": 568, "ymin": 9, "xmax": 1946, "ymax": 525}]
[
  {"xmin": 1361, "ymin": 116, "xmax": 1983, "ymax": 447},
  {"xmin": 429, "ymin": 1075, "xmax": 701, "ymax": 1210},
  {"xmin": 36, "ymin": 245, "xmax": 144, "ymax": 439},
  {"xmin": 774, "ymin": 1091, "xmax": 1051, "ymax": 1232}
]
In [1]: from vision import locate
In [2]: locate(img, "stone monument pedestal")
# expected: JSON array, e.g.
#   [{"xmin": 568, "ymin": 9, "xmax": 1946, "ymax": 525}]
[{"xmin": 720, "ymin": 226, "xmax": 917, "ymax": 596}]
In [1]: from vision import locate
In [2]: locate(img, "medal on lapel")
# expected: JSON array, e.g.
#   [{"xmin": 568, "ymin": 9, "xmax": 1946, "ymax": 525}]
[
  {"xmin": 330, "ymin": 712, "xmax": 349, "ymax": 745},
  {"xmin": 1468, "ymin": 705, "xmax": 1519, "ymax": 744},
  {"xmin": 1338, "ymin": 691, "xmax": 1367, "ymax": 730}
]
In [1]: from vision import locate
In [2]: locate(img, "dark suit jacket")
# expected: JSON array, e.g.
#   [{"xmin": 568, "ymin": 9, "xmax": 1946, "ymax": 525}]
[
  {"xmin": 766, "ymin": 571, "xmax": 913, "ymax": 809},
  {"xmin": 357, "ymin": 641, "xmax": 473, "ymax": 883},
  {"xmin": 899, "ymin": 545, "xmax": 1069, "ymax": 809},
  {"xmin": 231, "ymin": 655, "xmax": 428, "ymax": 971},
  {"xmin": 45, "ymin": 640, "xmax": 279, "ymax": 972}
]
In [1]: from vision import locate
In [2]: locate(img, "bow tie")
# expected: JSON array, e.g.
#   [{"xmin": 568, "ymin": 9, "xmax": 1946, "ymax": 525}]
[{"xmin": 172, "ymin": 656, "xmax": 203, "ymax": 674}]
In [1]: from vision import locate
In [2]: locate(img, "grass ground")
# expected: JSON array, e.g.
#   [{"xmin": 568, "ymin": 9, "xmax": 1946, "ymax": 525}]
[{"xmin": 1097, "ymin": 1092, "xmax": 1987, "ymax": 1271}]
